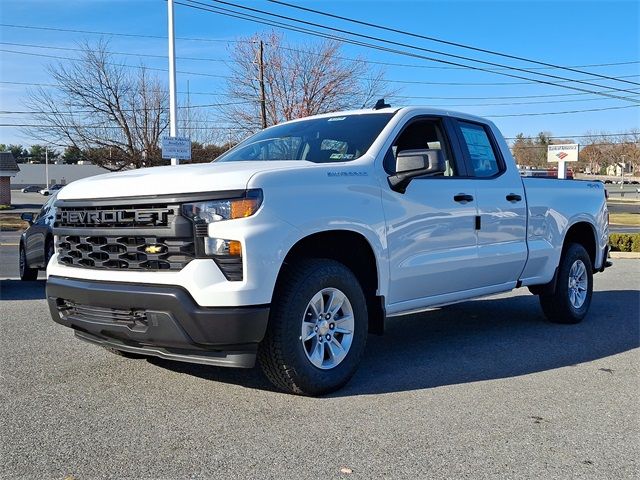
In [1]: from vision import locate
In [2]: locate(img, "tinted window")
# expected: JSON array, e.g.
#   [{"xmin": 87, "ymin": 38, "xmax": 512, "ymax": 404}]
[
  {"xmin": 458, "ymin": 122, "xmax": 501, "ymax": 177},
  {"xmin": 216, "ymin": 113, "xmax": 394, "ymax": 163}
]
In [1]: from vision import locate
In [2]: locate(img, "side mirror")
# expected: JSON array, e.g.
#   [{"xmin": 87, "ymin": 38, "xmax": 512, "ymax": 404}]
[
  {"xmin": 388, "ymin": 149, "xmax": 446, "ymax": 193},
  {"xmin": 21, "ymin": 212, "xmax": 34, "ymax": 225}
]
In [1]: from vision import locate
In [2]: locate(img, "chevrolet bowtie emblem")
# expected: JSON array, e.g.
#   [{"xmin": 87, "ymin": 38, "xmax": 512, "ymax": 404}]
[{"xmin": 144, "ymin": 245, "xmax": 164, "ymax": 254}]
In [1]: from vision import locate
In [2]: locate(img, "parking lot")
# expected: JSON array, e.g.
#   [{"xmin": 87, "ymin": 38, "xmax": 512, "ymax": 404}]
[{"xmin": 1, "ymin": 260, "xmax": 638, "ymax": 479}]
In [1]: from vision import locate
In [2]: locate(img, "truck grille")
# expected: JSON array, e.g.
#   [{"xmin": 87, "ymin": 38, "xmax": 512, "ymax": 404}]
[
  {"xmin": 57, "ymin": 235, "xmax": 195, "ymax": 271},
  {"xmin": 55, "ymin": 201, "xmax": 195, "ymax": 271}
]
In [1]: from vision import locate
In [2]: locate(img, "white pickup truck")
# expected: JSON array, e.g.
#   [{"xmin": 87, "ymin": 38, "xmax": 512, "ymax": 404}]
[{"xmin": 47, "ymin": 106, "xmax": 609, "ymax": 395}]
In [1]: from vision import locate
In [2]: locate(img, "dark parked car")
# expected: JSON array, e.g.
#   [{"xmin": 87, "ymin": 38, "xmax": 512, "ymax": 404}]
[
  {"xmin": 603, "ymin": 179, "xmax": 613, "ymax": 184},
  {"xmin": 21, "ymin": 185, "xmax": 41, "ymax": 193},
  {"xmin": 19, "ymin": 192, "xmax": 58, "ymax": 280}
]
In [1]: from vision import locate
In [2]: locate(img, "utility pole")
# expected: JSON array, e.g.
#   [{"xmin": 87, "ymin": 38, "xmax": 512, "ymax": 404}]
[
  {"xmin": 45, "ymin": 147, "xmax": 49, "ymax": 187},
  {"xmin": 168, "ymin": 0, "xmax": 179, "ymax": 165},
  {"xmin": 258, "ymin": 40, "xmax": 267, "ymax": 129}
]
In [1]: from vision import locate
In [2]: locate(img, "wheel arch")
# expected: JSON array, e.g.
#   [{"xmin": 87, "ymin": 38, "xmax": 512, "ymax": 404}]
[
  {"xmin": 273, "ymin": 229, "xmax": 386, "ymax": 335},
  {"xmin": 563, "ymin": 221, "xmax": 597, "ymax": 270}
]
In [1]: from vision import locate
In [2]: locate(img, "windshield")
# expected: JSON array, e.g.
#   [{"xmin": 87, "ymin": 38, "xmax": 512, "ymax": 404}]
[{"xmin": 216, "ymin": 113, "xmax": 395, "ymax": 163}]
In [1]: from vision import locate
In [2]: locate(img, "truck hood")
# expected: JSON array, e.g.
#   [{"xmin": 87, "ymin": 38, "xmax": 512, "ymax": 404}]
[{"xmin": 57, "ymin": 161, "xmax": 303, "ymax": 200}]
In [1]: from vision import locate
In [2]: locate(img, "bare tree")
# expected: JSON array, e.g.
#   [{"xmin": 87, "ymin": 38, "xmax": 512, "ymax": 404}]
[
  {"xmin": 224, "ymin": 32, "xmax": 396, "ymax": 133},
  {"xmin": 25, "ymin": 40, "xmax": 169, "ymax": 171}
]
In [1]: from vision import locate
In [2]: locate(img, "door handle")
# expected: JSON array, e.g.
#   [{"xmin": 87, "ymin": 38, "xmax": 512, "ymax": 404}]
[
  {"xmin": 454, "ymin": 193, "xmax": 474, "ymax": 203},
  {"xmin": 506, "ymin": 193, "xmax": 522, "ymax": 202}
]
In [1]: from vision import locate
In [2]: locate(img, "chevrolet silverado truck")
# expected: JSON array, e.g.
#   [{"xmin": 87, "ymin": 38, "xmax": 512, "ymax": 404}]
[{"xmin": 47, "ymin": 106, "xmax": 609, "ymax": 395}]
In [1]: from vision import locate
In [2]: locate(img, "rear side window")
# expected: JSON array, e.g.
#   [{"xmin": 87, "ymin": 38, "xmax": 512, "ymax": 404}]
[{"xmin": 458, "ymin": 121, "xmax": 502, "ymax": 177}]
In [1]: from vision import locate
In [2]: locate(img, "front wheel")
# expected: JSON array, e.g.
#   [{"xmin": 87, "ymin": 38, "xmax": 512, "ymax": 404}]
[
  {"xmin": 539, "ymin": 243, "xmax": 593, "ymax": 324},
  {"xmin": 258, "ymin": 259, "xmax": 368, "ymax": 396}
]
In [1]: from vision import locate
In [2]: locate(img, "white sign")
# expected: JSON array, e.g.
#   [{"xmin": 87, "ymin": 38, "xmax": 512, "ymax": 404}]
[
  {"xmin": 547, "ymin": 144, "xmax": 578, "ymax": 163},
  {"xmin": 162, "ymin": 136, "xmax": 191, "ymax": 160}
]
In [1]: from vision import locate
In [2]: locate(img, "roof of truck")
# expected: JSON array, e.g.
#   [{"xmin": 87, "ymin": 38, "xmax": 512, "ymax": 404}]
[{"xmin": 279, "ymin": 106, "xmax": 491, "ymax": 126}]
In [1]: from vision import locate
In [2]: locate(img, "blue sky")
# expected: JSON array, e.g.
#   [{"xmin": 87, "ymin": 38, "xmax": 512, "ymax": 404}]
[{"xmin": 0, "ymin": 0, "xmax": 638, "ymax": 148}]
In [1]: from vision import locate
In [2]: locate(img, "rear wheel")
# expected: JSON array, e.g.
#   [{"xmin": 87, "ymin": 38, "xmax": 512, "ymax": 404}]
[
  {"xmin": 259, "ymin": 259, "xmax": 368, "ymax": 396},
  {"xmin": 539, "ymin": 243, "xmax": 593, "ymax": 324},
  {"xmin": 19, "ymin": 244, "xmax": 38, "ymax": 281}
]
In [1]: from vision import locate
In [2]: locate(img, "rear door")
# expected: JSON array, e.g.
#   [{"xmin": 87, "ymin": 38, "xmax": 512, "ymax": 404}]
[
  {"xmin": 453, "ymin": 119, "xmax": 528, "ymax": 287},
  {"xmin": 381, "ymin": 116, "xmax": 481, "ymax": 312}
]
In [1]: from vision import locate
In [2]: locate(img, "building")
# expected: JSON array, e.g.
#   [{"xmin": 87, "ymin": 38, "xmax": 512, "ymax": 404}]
[
  {"xmin": 606, "ymin": 162, "xmax": 633, "ymax": 177},
  {"xmin": 11, "ymin": 163, "xmax": 110, "ymax": 189},
  {"xmin": 0, "ymin": 151, "xmax": 20, "ymax": 205}
]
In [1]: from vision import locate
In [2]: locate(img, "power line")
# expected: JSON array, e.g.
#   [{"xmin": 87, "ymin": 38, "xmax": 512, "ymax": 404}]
[
  {"xmin": 6, "ymin": 42, "xmax": 637, "ymax": 89},
  {"xmin": 4, "ymin": 43, "xmax": 638, "ymax": 88},
  {"xmin": 4, "ymin": 79, "xmax": 640, "ymax": 102},
  {"xmin": 0, "ymin": 48, "xmax": 229, "ymax": 79},
  {"xmin": 2, "ymin": 22, "xmax": 638, "ymax": 74},
  {"xmin": 504, "ymin": 133, "xmax": 640, "ymax": 140},
  {"xmin": 0, "ymin": 41, "xmax": 228, "ymax": 63},
  {"xmin": 0, "ymin": 22, "xmax": 242, "ymax": 44},
  {"xmin": 195, "ymin": 0, "xmax": 640, "ymax": 95},
  {"xmin": 267, "ymin": 0, "xmax": 640, "ymax": 88},
  {"xmin": 0, "ymin": 123, "xmax": 245, "ymax": 130},
  {"xmin": 486, "ymin": 104, "xmax": 639, "ymax": 118},
  {"xmin": 175, "ymin": 0, "xmax": 640, "ymax": 103},
  {"xmin": 0, "ymin": 101, "xmax": 253, "ymax": 115}
]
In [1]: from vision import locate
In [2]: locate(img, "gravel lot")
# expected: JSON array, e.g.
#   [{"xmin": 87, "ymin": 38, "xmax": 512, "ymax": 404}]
[{"xmin": 0, "ymin": 261, "xmax": 638, "ymax": 479}]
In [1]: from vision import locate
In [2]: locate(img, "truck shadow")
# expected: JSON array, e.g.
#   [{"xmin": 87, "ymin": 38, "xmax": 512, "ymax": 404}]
[
  {"xmin": 150, "ymin": 289, "xmax": 640, "ymax": 396},
  {"xmin": 0, "ymin": 280, "xmax": 46, "ymax": 300}
]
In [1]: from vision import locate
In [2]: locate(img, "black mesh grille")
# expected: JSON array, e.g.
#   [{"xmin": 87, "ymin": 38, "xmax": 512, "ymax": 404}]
[
  {"xmin": 55, "ymin": 200, "xmax": 196, "ymax": 272},
  {"xmin": 58, "ymin": 235, "xmax": 195, "ymax": 271}
]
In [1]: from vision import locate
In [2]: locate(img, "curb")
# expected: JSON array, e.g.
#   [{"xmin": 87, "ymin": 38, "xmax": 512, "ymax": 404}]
[{"xmin": 609, "ymin": 251, "xmax": 640, "ymax": 259}]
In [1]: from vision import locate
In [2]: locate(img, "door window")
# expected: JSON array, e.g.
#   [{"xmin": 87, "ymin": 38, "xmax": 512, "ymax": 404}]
[
  {"xmin": 457, "ymin": 122, "xmax": 503, "ymax": 178},
  {"xmin": 384, "ymin": 119, "xmax": 459, "ymax": 177}
]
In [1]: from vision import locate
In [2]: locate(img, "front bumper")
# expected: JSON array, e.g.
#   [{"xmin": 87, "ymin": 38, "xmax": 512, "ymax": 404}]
[{"xmin": 47, "ymin": 276, "xmax": 270, "ymax": 368}]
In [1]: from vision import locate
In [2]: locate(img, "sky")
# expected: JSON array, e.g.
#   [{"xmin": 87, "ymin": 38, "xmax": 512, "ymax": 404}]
[{"xmin": 0, "ymin": 0, "xmax": 638, "ymax": 149}]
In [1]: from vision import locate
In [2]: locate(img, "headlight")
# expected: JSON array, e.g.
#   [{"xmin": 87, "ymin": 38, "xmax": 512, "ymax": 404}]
[{"xmin": 182, "ymin": 189, "xmax": 263, "ymax": 224}]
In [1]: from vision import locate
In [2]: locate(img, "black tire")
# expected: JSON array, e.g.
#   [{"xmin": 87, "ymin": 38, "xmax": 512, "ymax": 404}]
[
  {"xmin": 258, "ymin": 259, "xmax": 368, "ymax": 396},
  {"xmin": 103, "ymin": 347, "xmax": 147, "ymax": 359},
  {"xmin": 19, "ymin": 244, "xmax": 38, "ymax": 281},
  {"xmin": 539, "ymin": 243, "xmax": 593, "ymax": 324}
]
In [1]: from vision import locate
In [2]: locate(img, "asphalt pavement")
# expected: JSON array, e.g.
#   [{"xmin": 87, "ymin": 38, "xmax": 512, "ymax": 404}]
[{"xmin": 0, "ymin": 261, "xmax": 638, "ymax": 479}]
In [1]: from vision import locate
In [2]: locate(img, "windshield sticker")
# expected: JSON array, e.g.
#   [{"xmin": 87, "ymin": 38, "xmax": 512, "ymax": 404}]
[
  {"xmin": 329, "ymin": 153, "xmax": 355, "ymax": 160},
  {"xmin": 327, "ymin": 117, "xmax": 346, "ymax": 122}
]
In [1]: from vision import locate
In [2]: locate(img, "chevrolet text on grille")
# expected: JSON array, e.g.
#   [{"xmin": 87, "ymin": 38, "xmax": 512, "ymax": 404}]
[{"xmin": 57, "ymin": 209, "xmax": 170, "ymax": 224}]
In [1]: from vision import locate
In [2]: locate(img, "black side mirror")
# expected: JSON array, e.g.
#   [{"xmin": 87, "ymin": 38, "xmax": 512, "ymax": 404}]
[
  {"xmin": 388, "ymin": 149, "xmax": 446, "ymax": 193},
  {"xmin": 21, "ymin": 212, "xmax": 35, "ymax": 225}
]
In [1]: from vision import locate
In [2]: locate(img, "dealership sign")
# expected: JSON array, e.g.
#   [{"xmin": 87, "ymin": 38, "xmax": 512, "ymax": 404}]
[
  {"xmin": 547, "ymin": 144, "xmax": 578, "ymax": 163},
  {"xmin": 162, "ymin": 136, "xmax": 192, "ymax": 160}
]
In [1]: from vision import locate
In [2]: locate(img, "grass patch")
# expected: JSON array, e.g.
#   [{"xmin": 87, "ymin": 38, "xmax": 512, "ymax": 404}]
[
  {"xmin": 0, "ymin": 215, "xmax": 27, "ymax": 231},
  {"xmin": 609, "ymin": 233, "xmax": 640, "ymax": 252},
  {"xmin": 0, "ymin": 204, "xmax": 14, "ymax": 210},
  {"xmin": 609, "ymin": 212, "xmax": 640, "ymax": 226}
]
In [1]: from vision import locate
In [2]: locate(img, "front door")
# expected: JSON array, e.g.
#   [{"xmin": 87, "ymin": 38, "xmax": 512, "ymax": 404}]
[{"xmin": 381, "ymin": 117, "xmax": 480, "ymax": 313}]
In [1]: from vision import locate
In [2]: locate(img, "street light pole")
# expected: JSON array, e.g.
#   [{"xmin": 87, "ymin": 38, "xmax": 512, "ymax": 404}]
[
  {"xmin": 45, "ymin": 147, "xmax": 49, "ymax": 187},
  {"xmin": 168, "ymin": 0, "xmax": 178, "ymax": 165}
]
